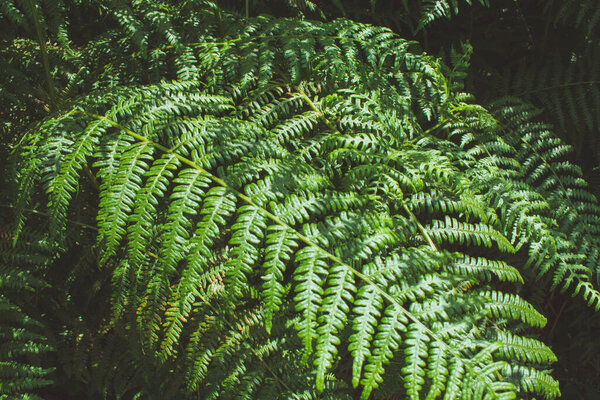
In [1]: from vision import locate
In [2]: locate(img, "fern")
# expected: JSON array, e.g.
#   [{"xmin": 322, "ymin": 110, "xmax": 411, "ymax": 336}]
[
  {"xmin": 544, "ymin": 0, "xmax": 600, "ymax": 35},
  {"xmin": 2, "ymin": 1, "xmax": 600, "ymax": 399},
  {"xmin": 0, "ymin": 226, "xmax": 54, "ymax": 399},
  {"xmin": 489, "ymin": 98, "xmax": 600, "ymax": 289},
  {"xmin": 494, "ymin": 45, "xmax": 600, "ymax": 168},
  {"xmin": 0, "ymin": 298, "xmax": 53, "ymax": 400},
  {"xmin": 418, "ymin": 0, "xmax": 490, "ymax": 29}
]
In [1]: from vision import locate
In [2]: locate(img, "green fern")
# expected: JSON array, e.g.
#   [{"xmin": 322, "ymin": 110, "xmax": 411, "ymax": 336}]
[
  {"xmin": 0, "ymin": 297, "xmax": 53, "ymax": 400},
  {"xmin": 418, "ymin": 0, "xmax": 490, "ymax": 29},
  {"xmin": 0, "ymin": 226, "xmax": 54, "ymax": 399},
  {"xmin": 494, "ymin": 45, "xmax": 600, "ymax": 167},
  {"xmin": 544, "ymin": 0, "xmax": 600, "ymax": 35},
  {"xmin": 2, "ymin": 1, "xmax": 600, "ymax": 399}
]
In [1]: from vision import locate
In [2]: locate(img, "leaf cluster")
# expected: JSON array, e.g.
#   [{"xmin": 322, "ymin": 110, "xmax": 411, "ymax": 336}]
[{"xmin": 1, "ymin": 1, "xmax": 599, "ymax": 399}]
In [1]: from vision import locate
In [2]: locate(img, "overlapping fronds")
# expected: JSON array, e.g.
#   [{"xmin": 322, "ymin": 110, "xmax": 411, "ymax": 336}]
[
  {"xmin": 493, "ymin": 45, "xmax": 600, "ymax": 166},
  {"xmin": 0, "ymin": 226, "xmax": 54, "ymax": 399},
  {"xmin": 0, "ymin": 297, "xmax": 53, "ymax": 399},
  {"xmin": 2, "ymin": 1, "xmax": 599, "ymax": 399},
  {"xmin": 446, "ymin": 97, "xmax": 600, "ymax": 309},
  {"xmin": 543, "ymin": 0, "xmax": 600, "ymax": 35}
]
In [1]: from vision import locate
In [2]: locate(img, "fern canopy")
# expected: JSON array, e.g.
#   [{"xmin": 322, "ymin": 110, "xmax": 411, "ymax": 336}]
[{"xmin": 1, "ymin": 1, "xmax": 600, "ymax": 399}]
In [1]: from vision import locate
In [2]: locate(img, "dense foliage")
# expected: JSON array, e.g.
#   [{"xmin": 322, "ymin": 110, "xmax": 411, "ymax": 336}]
[{"xmin": 1, "ymin": 1, "xmax": 599, "ymax": 399}]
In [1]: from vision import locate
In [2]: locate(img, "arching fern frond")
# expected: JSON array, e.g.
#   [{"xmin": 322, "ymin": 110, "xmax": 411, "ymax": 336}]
[
  {"xmin": 7, "ymin": 3, "xmax": 600, "ymax": 399},
  {"xmin": 494, "ymin": 45, "xmax": 600, "ymax": 166},
  {"xmin": 445, "ymin": 97, "xmax": 600, "ymax": 313},
  {"xmin": 490, "ymin": 98, "xmax": 600, "ymax": 289}
]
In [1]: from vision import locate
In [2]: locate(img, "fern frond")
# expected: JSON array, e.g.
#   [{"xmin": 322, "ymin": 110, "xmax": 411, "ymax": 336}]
[
  {"xmin": 5, "ymin": 4, "xmax": 584, "ymax": 399},
  {"xmin": 481, "ymin": 291, "xmax": 547, "ymax": 328},
  {"xmin": 427, "ymin": 216, "xmax": 514, "ymax": 253},
  {"xmin": 0, "ymin": 297, "xmax": 53, "ymax": 400},
  {"xmin": 419, "ymin": 0, "xmax": 490, "ymax": 29},
  {"xmin": 126, "ymin": 153, "xmax": 180, "ymax": 266},
  {"xmin": 263, "ymin": 225, "xmax": 297, "ymax": 333},
  {"xmin": 544, "ymin": 0, "xmax": 600, "ymax": 36},
  {"xmin": 361, "ymin": 304, "xmax": 407, "ymax": 399},
  {"xmin": 315, "ymin": 262, "xmax": 355, "ymax": 390},
  {"xmin": 97, "ymin": 141, "xmax": 154, "ymax": 263},
  {"xmin": 403, "ymin": 323, "xmax": 429, "ymax": 399},
  {"xmin": 494, "ymin": 331, "xmax": 557, "ymax": 365},
  {"xmin": 449, "ymin": 256, "xmax": 523, "ymax": 284},
  {"xmin": 294, "ymin": 246, "xmax": 329, "ymax": 357},
  {"xmin": 158, "ymin": 168, "xmax": 211, "ymax": 274},
  {"xmin": 224, "ymin": 204, "xmax": 267, "ymax": 293}
]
